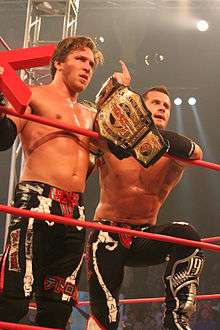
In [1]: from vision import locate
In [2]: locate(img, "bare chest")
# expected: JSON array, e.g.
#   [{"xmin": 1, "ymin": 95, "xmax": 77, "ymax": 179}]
[
  {"xmin": 22, "ymin": 96, "xmax": 94, "ymax": 152},
  {"xmin": 31, "ymin": 97, "xmax": 94, "ymax": 130},
  {"xmin": 102, "ymin": 155, "xmax": 184, "ymax": 195}
]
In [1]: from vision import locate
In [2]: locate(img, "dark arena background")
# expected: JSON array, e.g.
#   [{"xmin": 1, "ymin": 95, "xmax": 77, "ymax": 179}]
[{"xmin": 0, "ymin": 1, "xmax": 219, "ymax": 329}]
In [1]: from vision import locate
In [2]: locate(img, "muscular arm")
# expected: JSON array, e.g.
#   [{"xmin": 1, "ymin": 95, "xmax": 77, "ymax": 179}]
[
  {"xmin": 0, "ymin": 91, "xmax": 31, "ymax": 151},
  {"xmin": 159, "ymin": 129, "xmax": 203, "ymax": 165},
  {"xmin": 0, "ymin": 116, "xmax": 17, "ymax": 151},
  {"xmin": 189, "ymin": 142, "xmax": 203, "ymax": 160}
]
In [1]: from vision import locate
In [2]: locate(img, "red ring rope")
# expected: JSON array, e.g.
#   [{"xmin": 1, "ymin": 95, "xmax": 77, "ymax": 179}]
[
  {"xmin": 0, "ymin": 204, "xmax": 219, "ymax": 252},
  {"xmin": 0, "ymin": 322, "xmax": 61, "ymax": 330},
  {"xmin": 1, "ymin": 106, "xmax": 219, "ymax": 171},
  {"xmin": 165, "ymin": 154, "xmax": 220, "ymax": 171},
  {"xmin": 2, "ymin": 293, "xmax": 220, "ymax": 329},
  {"xmin": 0, "ymin": 106, "xmax": 99, "ymax": 139},
  {"xmin": 202, "ymin": 237, "xmax": 220, "ymax": 243},
  {"xmin": 77, "ymin": 293, "xmax": 220, "ymax": 307},
  {"xmin": 28, "ymin": 293, "xmax": 220, "ymax": 310}
]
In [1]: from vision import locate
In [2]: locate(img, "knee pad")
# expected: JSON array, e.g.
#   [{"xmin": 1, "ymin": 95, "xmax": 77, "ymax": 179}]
[
  {"xmin": 0, "ymin": 296, "xmax": 29, "ymax": 322},
  {"xmin": 35, "ymin": 299, "xmax": 72, "ymax": 328},
  {"xmin": 167, "ymin": 222, "xmax": 202, "ymax": 260}
]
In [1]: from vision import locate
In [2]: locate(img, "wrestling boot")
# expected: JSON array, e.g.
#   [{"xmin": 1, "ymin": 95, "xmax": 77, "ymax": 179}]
[{"xmin": 162, "ymin": 249, "xmax": 204, "ymax": 330}]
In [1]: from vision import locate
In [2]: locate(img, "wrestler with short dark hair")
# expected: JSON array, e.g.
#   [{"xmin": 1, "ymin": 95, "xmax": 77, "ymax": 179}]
[{"xmin": 86, "ymin": 68, "xmax": 204, "ymax": 330}]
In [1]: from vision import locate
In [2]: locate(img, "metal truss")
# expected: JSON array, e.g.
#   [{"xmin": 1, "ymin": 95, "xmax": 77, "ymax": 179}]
[
  {"xmin": 4, "ymin": 0, "xmax": 80, "ymax": 246},
  {"xmin": 1, "ymin": 0, "xmax": 220, "ymax": 11},
  {"xmin": 79, "ymin": 0, "xmax": 220, "ymax": 9}
]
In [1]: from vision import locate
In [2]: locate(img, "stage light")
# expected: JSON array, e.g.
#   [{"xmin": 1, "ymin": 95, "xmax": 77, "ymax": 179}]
[
  {"xmin": 144, "ymin": 55, "xmax": 150, "ymax": 66},
  {"xmin": 197, "ymin": 20, "xmax": 209, "ymax": 32},
  {"xmin": 34, "ymin": 1, "xmax": 66, "ymax": 15},
  {"xmin": 188, "ymin": 97, "xmax": 197, "ymax": 106},
  {"xmin": 174, "ymin": 97, "xmax": 182, "ymax": 106},
  {"xmin": 154, "ymin": 53, "xmax": 165, "ymax": 64}
]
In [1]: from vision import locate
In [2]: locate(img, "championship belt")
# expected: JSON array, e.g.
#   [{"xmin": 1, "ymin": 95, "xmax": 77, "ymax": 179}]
[{"xmin": 95, "ymin": 77, "xmax": 169, "ymax": 167}]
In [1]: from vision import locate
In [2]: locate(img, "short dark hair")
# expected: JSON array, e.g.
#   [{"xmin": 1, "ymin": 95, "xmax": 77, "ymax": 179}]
[
  {"xmin": 50, "ymin": 35, "xmax": 104, "ymax": 79},
  {"xmin": 142, "ymin": 85, "xmax": 170, "ymax": 101}
]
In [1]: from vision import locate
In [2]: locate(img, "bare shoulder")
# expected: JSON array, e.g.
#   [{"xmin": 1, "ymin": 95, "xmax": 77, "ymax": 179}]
[
  {"xmin": 80, "ymin": 100, "xmax": 97, "ymax": 114},
  {"xmin": 29, "ymin": 84, "xmax": 50, "ymax": 94},
  {"xmin": 81, "ymin": 104, "xmax": 97, "ymax": 115},
  {"xmin": 29, "ymin": 85, "xmax": 53, "ymax": 105}
]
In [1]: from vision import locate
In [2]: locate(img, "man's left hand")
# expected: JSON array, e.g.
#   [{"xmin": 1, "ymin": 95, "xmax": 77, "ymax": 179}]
[{"xmin": 112, "ymin": 60, "xmax": 131, "ymax": 86}]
